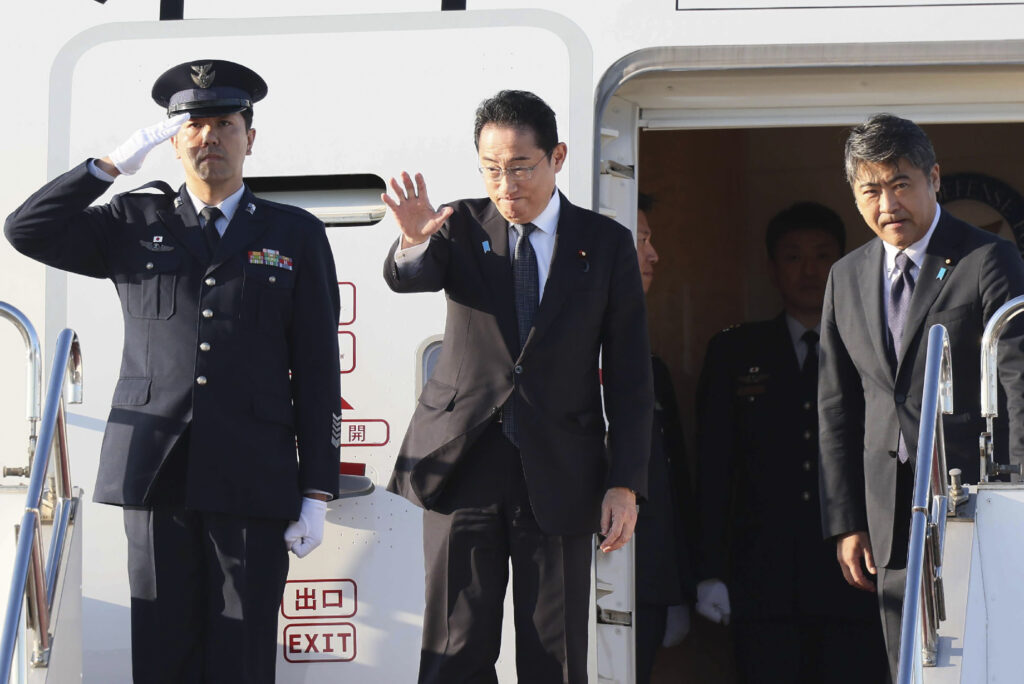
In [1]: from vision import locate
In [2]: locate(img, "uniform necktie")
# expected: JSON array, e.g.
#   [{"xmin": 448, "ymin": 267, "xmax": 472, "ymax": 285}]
[
  {"xmin": 502, "ymin": 222, "xmax": 539, "ymax": 447},
  {"xmin": 200, "ymin": 206, "xmax": 223, "ymax": 256},
  {"xmin": 889, "ymin": 251, "xmax": 915, "ymax": 463},
  {"xmin": 801, "ymin": 329, "xmax": 819, "ymax": 391}
]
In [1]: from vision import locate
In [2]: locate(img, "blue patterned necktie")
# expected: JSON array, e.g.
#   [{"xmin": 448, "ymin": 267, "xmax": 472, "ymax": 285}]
[
  {"xmin": 502, "ymin": 222, "xmax": 538, "ymax": 447},
  {"xmin": 889, "ymin": 251, "xmax": 915, "ymax": 462}
]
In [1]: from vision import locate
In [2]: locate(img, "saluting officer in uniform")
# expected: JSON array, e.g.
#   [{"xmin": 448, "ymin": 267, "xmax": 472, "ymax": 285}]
[
  {"xmin": 695, "ymin": 203, "xmax": 886, "ymax": 683},
  {"xmin": 4, "ymin": 59, "xmax": 341, "ymax": 683}
]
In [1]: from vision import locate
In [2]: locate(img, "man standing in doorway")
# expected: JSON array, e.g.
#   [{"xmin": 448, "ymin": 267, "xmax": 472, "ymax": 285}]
[
  {"xmin": 5, "ymin": 59, "xmax": 341, "ymax": 683},
  {"xmin": 633, "ymin": 192, "xmax": 695, "ymax": 684},
  {"xmin": 819, "ymin": 113, "xmax": 1024, "ymax": 679},
  {"xmin": 382, "ymin": 89, "xmax": 653, "ymax": 683},
  {"xmin": 696, "ymin": 202, "xmax": 886, "ymax": 683}
]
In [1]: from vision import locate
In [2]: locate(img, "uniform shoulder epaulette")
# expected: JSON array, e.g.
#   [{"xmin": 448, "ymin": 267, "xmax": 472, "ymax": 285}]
[{"xmin": 124, "ymin": 180, "xmax": 176, "ymax": 199}]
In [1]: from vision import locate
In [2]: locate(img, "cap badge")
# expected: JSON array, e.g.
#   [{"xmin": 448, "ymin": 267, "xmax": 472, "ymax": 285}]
[{"xmin": 191, "ymin": 63, "xmax": 216, "ymax": 89}]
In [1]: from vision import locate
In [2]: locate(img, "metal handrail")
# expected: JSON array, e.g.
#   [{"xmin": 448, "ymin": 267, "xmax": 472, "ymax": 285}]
[
  {"xmin": 0, "ymin": 302, "xmax": 42, "ymax": 477},
  {"xmin": 897, "ymin": 324, "xmax": 954, "ymax": 684},
  {"xmin": 979, "ymin": 294, "xmax": 1024, "ymax": 481},
  {"xmin": 0, "ymin": 328, "xmax": 82, "ymax": 683}
]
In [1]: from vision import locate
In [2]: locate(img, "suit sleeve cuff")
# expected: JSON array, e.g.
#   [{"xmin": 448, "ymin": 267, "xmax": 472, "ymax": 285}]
[{"xmin": 87, "ymin": 158, "xmax": 117, "ymax": 183}]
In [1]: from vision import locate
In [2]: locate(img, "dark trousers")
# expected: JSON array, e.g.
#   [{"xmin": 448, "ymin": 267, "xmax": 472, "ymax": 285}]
[
  {"xmin": 877, "ymin": 458, "xmax": 915, "ymax": 683},
  {"xmin": 419, "ymin": 421, "xmax": 593, "ymax": 684},
  {"xmin": 635, "ymin": 602, "xmax": 667, "ymax": 684},
  {"xmin": 732, "ymin": 614, "xmax": 888, "ymax": 684},
  {"xmin": 123, "ymin": 506, "xmax": 289, "ymax": 683}
]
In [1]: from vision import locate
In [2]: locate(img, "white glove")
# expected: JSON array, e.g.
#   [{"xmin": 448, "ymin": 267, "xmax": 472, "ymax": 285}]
[
  {"xmin": 662, "ymin": 604, "xmax": 691, "ymax": 647},
  {"xmin": 695, "ymin": 579, "xmax": 731, "ymax": 626},
  {"xmin": 284, "ymin": 497, "xmax": 328, "ymax": 558},
  {"xmin": 107, "ymin": 113, "xmax": 190, "ymax": 175}
]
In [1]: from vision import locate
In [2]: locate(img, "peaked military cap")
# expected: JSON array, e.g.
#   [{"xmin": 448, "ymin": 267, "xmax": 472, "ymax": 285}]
[{"xmin": 152, "ymin": 59, "xmax": 268, "ymax": 117}]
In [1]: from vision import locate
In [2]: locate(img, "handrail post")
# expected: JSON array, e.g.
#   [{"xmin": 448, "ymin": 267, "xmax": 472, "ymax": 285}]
[
  {"xmin": 0, "ymin": 301, "xmax": 43, "ymax": 477},
  {"xmin": 897, "ymin": 324, "xmax": 953, "ymax": 683},
  {"xmin": 979, "ymin": 294, "xmax": 1024, "ymax": 482},
  {"xmin": 0, "ymin": 328, "xmax": 82, "ymax": 679}
]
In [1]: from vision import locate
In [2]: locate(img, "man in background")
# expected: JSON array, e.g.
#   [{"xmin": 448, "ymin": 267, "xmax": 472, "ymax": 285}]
[
  {"xmin": 633, "ymin": 192, "xmax": 695, "ymax": 683},
  {"xmin": 697, "ymin": 202, "xmax": 886, "ymax": 683}
]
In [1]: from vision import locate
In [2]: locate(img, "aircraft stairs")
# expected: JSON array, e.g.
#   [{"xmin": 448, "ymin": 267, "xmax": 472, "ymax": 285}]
[
  {"xmin": 899, "ymin": 295, "xmax": 1024, "ymax": 684},
  {"xmin": 0, "ymin": 302, "xmax": 84, "ymax": 684}
]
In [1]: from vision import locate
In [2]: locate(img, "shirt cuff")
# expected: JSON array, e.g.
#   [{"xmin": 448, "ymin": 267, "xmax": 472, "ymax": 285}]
[
  {"xmin": 87, "ymin": 159, "xmax": 117, "ymax": 183},
  {"xmin": 303, "ymin": 489, "xmax": 334, "ymax": 501},
  {"xmin": 394, "ymin": 239, "xmax": 429, "ymax": 279}
]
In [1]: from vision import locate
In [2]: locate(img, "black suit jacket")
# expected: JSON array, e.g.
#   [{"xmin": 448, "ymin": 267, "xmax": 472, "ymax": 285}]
[
  {"xmin": 819, "ymin": 210, "xmax": 1024, "ymax": 567},
  {"xmin": 383, "ymin": 192, "xmax": 653, "ymax": 536},
  {"xmin": 697, "ymin": 315, "xmax": 877, "ymax": 620},
  {"xmin": 4, "ymin": 160, "xmax": 342, "ymax": 520}
]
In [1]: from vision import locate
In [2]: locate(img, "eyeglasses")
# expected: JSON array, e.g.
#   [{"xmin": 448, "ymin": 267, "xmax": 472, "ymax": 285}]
[{"xmin": 478, "ymin": 155, "xmax": 550, "ymax": 182}]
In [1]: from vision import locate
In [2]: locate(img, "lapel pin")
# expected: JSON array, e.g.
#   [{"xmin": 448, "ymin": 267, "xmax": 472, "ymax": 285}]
[
  {"xmin": 153, "ymin": 236, "xmax": 163, "ymax": 243},
  {"xmin": 482, "ymin": 240, "xmax": 491, "ymax": 254},
  {"xmin": 173, "ymin": 197, "xmax": 183, "ymax": 208},
  {"xmin": 246, "ymin": 202, "xmax": 256, "ymax": 215},
  {"xmin": 578, "ymin": 249, "xmax": 589, "ymax": 273},
  {"xmin": 937, "ymin": 267, "xmax": 947, "ymax": 280},
  {"xmin": 945, "ymin": 258, "xmax": 952, "ymax": 265}
]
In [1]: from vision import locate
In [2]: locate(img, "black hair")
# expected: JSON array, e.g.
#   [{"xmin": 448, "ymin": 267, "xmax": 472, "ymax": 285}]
[
  {"xmin": 765, "ymin": 202, "xmax": 845, "ymax": 259},
  {"xmin": 637, "ymin": 192, "xmax": 655, "ymax": 213},
  {"xmin": 844, "ymin": 113, "xmax": 936, "ymax": 185},
  {"xmin": 473, "ymin": 90, "xmax": 558, "ymax": 155},
  {"xmin": 241, "ymin": 108, "xmax": 253, "ymax": 130}
]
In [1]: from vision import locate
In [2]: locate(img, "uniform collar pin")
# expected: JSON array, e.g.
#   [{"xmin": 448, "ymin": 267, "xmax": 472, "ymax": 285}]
[
  {"xmin": 173, "ymin": 197, "xmax": 183, "ymax": 208},
  {"xmin": 246, "ymin": 202, "xmax": 256, "ymax": 215}
]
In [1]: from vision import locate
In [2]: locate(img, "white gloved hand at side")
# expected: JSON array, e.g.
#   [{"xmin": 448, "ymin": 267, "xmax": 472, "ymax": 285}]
[
  {"xmin": 662, "ymin": 603, "xmax": 692, "ymax": 647},
  {"xmin": 284, "ymin": 497, "xmax": 328, "ymax": 559},
  {"xmin": 695, "ymin": 579, "xmax": 731, "ymax": 626},
  {"xmin": 107, "ymin": 113, "xmax": 190, "ymax": 175}
]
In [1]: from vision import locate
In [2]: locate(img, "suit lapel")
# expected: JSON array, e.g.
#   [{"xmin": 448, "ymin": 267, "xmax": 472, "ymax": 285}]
[
  {"xmin": 897, "ymin": 213, "xmax": 961, "ymax": 372},
  {"xmin": 207, "ymin": 187, "xmax": 273, "ymax": 276},
  {"xmin": 156, "ymin": 186, "xmax": 208, "ymax": 264},
  {"xmin": 527, "ymin": 193, "xmax": 580, "ymax": 353},
  {"xmin": 476, "ymin": 204, "xmax": 519, "ymax": 360},
  {"xmin": 858, "ymin": 239, "xmax": 893, "ymax": 375}
]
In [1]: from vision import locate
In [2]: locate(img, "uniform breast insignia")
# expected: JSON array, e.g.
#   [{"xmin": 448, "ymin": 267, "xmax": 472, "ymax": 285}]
[
  {"xmin": 248, "ymin": 248, "xmax": 294, "ymax": 270},
  {"xmin": 140, "ymin": 236, "xmax": 175, "ymax": 252},
  {"xmin": 735, "ymin": 366, "xmax": 769, "ymax": 398}
]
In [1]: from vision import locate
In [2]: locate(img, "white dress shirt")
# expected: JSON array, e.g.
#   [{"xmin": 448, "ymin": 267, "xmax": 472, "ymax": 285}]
[{"xmin": 785, "ymin": 314, "xmax": 820, "ymax": 369}]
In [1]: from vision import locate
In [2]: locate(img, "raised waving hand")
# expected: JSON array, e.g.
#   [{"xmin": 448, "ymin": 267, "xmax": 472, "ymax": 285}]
[{"xmin": 381, "ymin": 171, "xmax": 453, "ymax": 248}]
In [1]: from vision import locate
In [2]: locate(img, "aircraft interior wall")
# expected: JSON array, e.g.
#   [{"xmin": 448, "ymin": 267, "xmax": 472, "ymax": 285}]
[{"xmin": 637, "ymin": 121, "xmax": 1024, "ymax": 682}]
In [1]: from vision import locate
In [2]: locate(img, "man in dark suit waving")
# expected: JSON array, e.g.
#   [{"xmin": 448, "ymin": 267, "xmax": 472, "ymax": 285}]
[
  {"xmin": 5, "ymin": 59, "xmax": 341, "ymax": 683},
  {"xmin": 381, "ymin": 90, "xmax": 653, "ymax": 683},
  {"xmin": 819, "ymin": 113, "xmax": 1024, "ymax": 679}
]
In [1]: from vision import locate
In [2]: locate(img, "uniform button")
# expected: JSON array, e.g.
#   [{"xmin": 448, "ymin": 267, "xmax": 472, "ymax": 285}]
[
  {"xmin": 895, "ymin": 393, "xmax": 906, "ymax": 404},
  {"xmin": 514, "ymin": 365, "xmax": 523, "ymax": 375},
  {"xmin": 268, "ymin": 275, "xmax": 277, "ymax": 284},
  {"xmin": 205, "ymin": 277, "xmax": 216, "ymax": 287},
  {"xmin": 202, "ymin": 309, "xmax": 214, "ymax": 319},
  {"xmin": 199, "ymin": 342, "xmax": 211, "ymax": 352},
  {"xmin": 196, "ymin": 376, "xmax": 208, "ymax": 386},
  {"xmin": 802, "ymin": 491, "xmax": 811, "ymax": 502},
  {"xmin": 803, "ymin": 430, "xmax": 812, "ymax": 440},
  {"xmin": 803, "ymin": 401, "xmax": 812, "ymax": 411},
  {"xmin": 145, "ymin": 262, "xmax": 154, "ymax": 270},
  {"xmin": 747, "ymin": 396, "xmax": 755, "ymax": 403},
  {"xmin": 803, "ymin": 460, "xmax": 812, "ymax": 471}
]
